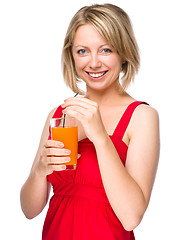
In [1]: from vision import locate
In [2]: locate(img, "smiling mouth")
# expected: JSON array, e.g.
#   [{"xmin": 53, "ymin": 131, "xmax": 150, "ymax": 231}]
[{"xmin": 86, "ymin": 71, "xmax": 108, "ymax": 78}]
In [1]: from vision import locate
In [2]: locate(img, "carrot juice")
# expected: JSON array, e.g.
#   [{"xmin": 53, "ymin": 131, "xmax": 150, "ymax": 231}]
[{"xmin": 51, "ymin": 116, "xmax": 78, "ymax": 170}]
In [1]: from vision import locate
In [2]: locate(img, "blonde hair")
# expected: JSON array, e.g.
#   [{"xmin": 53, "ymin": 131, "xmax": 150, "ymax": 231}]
[{"xmin": 62, "ymin": 3, "xmax": 140, "ymax": 94}]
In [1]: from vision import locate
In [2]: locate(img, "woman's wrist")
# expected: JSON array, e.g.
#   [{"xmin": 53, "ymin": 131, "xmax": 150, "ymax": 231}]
[
  {"xmin": 93, "ymin": 131, "xmax": 111, "ymax": 148},
  {"xmin": 31, "ymin": 160, "xmax": 47, "ymax": 181}
]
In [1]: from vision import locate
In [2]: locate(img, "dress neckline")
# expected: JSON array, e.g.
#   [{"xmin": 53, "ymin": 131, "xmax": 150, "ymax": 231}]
[{"xmin": 78, "ymin": 101, "xmax": 139, "ymax": 146}]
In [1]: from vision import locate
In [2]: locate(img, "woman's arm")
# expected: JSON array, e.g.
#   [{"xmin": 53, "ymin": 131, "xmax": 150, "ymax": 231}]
[
  {"xmin": 20, "ymin": 108, "xmax": 69, "ymax": 219},
  {"xmin": 62, "ymin": 98, "xmax": 159, "ymax": 231},
  {"xmin": 94, "ymin": 105, "xmax": 160, "ymax": 231}
]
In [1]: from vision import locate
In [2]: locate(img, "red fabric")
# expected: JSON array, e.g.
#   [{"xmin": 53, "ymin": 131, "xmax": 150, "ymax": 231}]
[
  {"xmin": 43, "ymin": 101, "xmax": 148, "ymax": 240},
  {"xmin": 48, "ymin": 105, "xmax": 64, "ymax": 140}
]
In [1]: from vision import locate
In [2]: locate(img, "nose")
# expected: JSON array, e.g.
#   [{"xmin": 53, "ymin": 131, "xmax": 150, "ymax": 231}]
[{"xmin": 89, "ymin": 53, "xmax": 102, "ymax": 69}]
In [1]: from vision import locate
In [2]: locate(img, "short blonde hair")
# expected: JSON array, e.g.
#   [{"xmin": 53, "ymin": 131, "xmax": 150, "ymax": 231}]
[{"xmin": 62, "ymin": 3, "xmax": 140, "ymax": 94}]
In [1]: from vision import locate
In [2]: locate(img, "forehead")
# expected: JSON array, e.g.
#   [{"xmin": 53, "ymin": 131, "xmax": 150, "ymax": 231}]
[{"xmin": 73, "ymin": 24, "xmax": 108, "ymax": 47}]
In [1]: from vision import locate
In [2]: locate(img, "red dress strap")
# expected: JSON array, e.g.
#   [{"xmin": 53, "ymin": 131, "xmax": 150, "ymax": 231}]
[
  {"xmin": 48, "ymin": 105, "xmax": 63, "ymax": 140},
  {"xmin": 113, "ymin": 101, "xmax": 149, "ymax": 139},
  {"xmin": 52, "ymin": 105, "xmax": 63, "ymax": 118}
]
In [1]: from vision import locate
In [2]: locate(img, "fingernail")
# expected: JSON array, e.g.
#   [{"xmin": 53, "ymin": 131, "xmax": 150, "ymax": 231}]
[
  {"xmin": 65, "ymin": 157, "xmax": 71, "ymax": 162},
  {"xmin": 58, "ymin": 142, "xmax": 64, "ymax": 147},
  {"xmin": 65, "ymin": 150, "xmax": 71, "ymax": 154},
  {"xmin": 62, "ymin": 165, "xmax": 66, "ymax": 170}
]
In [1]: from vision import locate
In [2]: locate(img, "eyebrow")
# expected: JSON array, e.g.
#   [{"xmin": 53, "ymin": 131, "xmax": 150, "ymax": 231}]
[{"xmin": 74, "ymin": 44, "xmax": 110, "ymax": 49}]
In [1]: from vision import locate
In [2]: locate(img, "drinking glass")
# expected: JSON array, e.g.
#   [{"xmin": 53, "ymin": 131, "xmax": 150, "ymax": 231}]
[{"xmin": 50, "ymin": 115, "xmax": 78, "ymax": 170}]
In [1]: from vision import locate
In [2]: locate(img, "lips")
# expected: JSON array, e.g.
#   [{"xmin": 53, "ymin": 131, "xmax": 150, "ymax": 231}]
[{"xmin": 86, "ymin": 71, "xmax": 108, "ymax": 78}]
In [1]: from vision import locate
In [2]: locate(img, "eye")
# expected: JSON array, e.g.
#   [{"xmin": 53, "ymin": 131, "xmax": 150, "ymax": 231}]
[
  {"xmin": 77, "ymin": 49, "xmax": 86, "ymax": 55},
  {"xmin": 101, "ymin": 48, "xmax": 112, "ymax": 54}
]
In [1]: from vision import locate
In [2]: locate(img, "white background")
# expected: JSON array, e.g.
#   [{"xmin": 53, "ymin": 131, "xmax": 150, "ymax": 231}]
[{"xmin": 1, "ymin": 0, "xmax": 188, "ymax": 239}]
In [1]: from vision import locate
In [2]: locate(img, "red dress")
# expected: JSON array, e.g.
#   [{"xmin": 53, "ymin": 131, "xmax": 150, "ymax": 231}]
[{"xmin": 42, "ymin": 101, "xmax": 147, "ymax": 239}]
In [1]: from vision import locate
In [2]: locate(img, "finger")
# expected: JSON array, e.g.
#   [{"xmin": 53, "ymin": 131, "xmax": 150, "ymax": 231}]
[
  {"xmin": 46, "ymin": 148, "xmax": 71, "ymax": 156},
  {"xmin": 47, "ymin": 164, "xmax": 66, "ymax": 174},
  {"xmin": 62, "ymin": 107, "xmax": 89, "ymax": 123},
  {"xmin": 64, "ymin": 105, "xmax": 98, "ymax": 124},
  {"xmin": 62, "ymin": 99, "xmax": 88, "ymax": 110},
  {"xmin": 63, "ymin": 97, "xmax": 97, "ymax": 109},
  {"xmin": 54, "ymin": 165, "xmax": 67, "ymax": 171},
  {"xmin": 48, "ymin": 156, "xmax": 71, "ymax": 164},
  {"xmin": 45, "ymin": 140, "xmax": 64, "ymax": 148},
  {"xmin": 64, "ymin": 96, "xmax": 93, "ymax": 104},
  {"xmin": 77, "ymin": 154, "xmax": 81, "ymax": 159},
  {"xmin": 63, "ymin": 105, "xmax": 88, "ymax": 116}
]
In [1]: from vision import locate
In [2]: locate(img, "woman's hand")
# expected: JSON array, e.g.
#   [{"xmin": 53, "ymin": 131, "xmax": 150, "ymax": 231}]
[
  {"xmin": 62, "ymin": 97, "xmax": 108, "ymax": 144},
  {"xmin": 34, "ymin": 140, "xmax": 71, "ymax": 176}
]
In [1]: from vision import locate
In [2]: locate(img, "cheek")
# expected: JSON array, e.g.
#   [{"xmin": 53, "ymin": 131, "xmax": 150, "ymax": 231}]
[
  {"xmin": 111, "ymin": 61, "xmax": 122, "ymax": 74},
  {"xmin": 106, "ymin": 55, "xmax": 122, "ymax": 70},
  {"xmin": 74, "ymin": 58, "xmax": 87, "ymax": 71}
]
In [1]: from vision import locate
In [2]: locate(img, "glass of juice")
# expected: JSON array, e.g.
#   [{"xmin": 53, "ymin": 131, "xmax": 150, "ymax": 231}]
[{"xmin": 50, "ymin": 114, "xmax": 78, "ymax": 170}]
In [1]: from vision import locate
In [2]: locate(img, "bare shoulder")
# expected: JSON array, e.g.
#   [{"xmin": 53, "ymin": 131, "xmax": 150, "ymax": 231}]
[
  {"xmin": 48, "ymin": 107, "xmax": 58, "ymax": 119},
  {"xmin": 128, "ymin": 104, "xmax": 159, "ymax": 138},
  {"xmin": 46, "ymin": 105, "xmax": 63, "ymax": 121},
  {"xmin": 134, "ymin": 104, "xmax": 159, "ymax": 122}
]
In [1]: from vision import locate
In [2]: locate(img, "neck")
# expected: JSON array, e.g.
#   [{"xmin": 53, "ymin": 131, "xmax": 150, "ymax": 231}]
[{"xmin": 85, "ymin": 85, "xmax": 128, "ymax": 106}]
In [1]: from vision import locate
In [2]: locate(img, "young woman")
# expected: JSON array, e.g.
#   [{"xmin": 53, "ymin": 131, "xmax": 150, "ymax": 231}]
[{"xmin": 20, "ymin": 4, "xmax": 160, "ymax": 240}]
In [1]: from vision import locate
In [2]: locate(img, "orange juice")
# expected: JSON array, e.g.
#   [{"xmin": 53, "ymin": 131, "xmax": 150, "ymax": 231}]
[{"xmin": 51, "ymin": 126, "xmax": 78, "ymax": 169}]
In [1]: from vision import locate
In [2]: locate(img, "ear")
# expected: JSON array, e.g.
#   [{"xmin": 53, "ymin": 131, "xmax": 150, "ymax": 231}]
[
  {"xmin": 122, "ymin": 58, "xmax": 127, "ymax": 64},
  {"xmin": 121, "ymin": 57, "xmax": 127, "ymax": 64},
  {"xmin": 121, "ymin": 59, "xmax": 127, "ymax": 71},
  {"xmin": 121, "ymin": 59, "xmax": 127, "ymax": 68}
]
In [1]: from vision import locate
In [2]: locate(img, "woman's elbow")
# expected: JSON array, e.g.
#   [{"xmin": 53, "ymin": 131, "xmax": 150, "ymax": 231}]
[
  {"xmin": 24, "ymin": 213, "xmax": 35, "ymax": 220},
  {"xmin": 122, "ymin": 214, "xmax": 143, "ymax": 231},
  {"xmin": 21, "ymin": 208, "xmax": 40, "ymax": 220},
  {"xmin": 21, "ymin": 206, "xmax": 37, "ymax": 220}
]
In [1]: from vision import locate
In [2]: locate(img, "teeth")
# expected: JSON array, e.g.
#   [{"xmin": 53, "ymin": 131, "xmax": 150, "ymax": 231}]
[{"xmin": 89, "ymin": 72, "xmax": 106, "ymax": 78}]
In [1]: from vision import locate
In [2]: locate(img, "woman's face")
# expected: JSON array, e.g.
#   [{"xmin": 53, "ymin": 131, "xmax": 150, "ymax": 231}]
[{"xmin": 72, "ymin": 24, "xmax": 123, "ymax": 92}]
